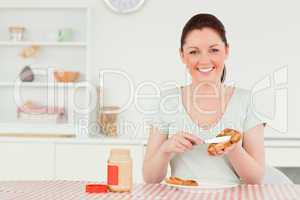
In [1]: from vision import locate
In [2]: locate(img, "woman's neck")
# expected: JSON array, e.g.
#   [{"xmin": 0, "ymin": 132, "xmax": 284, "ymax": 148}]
[
  {"xmin": 183, "ymin": 82, "xmax": 232, "ymax": 115},
  {"xmin": 189, "ymin": 81, "xmax": 224, "ymax": 95}
]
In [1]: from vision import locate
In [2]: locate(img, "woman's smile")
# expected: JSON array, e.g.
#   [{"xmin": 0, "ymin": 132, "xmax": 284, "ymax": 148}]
[{"xmin": 196, "ymin": 66, "xmax": 216, "ymax": 74}]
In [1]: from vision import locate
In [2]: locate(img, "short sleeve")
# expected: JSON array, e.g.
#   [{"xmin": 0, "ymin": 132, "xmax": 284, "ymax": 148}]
[{"xmin": 243, "ymin": 91, "xmax": 266, "ymax": 132}]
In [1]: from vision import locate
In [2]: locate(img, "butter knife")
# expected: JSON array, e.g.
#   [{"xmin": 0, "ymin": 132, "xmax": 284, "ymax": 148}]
[{"xmin": 204, "ymin": 136, "xmax": 231, "ymax": 144}]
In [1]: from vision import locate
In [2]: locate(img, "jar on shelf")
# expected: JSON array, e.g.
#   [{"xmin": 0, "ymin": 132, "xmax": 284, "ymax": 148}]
[
  {"xmin": 98, "ymin": 106, "xmax": 120, "ymax": 137},
  {"xmin": 9, "ymin": 26, "xmax": 26, "ymax": 41},
  {"xmin": 107, "ymin": 148, "xmax": 132, "ymax": 192},
  {"xmin": 57, "ymin": 28, "xmax": 73, "ymax": 42}
]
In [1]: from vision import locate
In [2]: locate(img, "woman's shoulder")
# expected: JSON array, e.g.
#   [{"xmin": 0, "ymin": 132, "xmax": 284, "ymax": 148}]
[
  {"xmin": 233, "ymin": 86, "xmax": 252, "ymax": 100},
  {"xmin": 231, "ymin": 86, "xmax": 254, "ymax": 111},
  {"xmin": 232, "ymin": 87, "xmax": 266, "ymax": 131},
  {"xmin": 158, "ymin": 87, "xmax": 182, "ymax": 113}
]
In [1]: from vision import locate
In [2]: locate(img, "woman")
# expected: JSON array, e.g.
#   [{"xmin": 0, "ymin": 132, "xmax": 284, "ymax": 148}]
[{"xmin": 143, "ymin": 13, "xmax": 265, "ymax": 185}]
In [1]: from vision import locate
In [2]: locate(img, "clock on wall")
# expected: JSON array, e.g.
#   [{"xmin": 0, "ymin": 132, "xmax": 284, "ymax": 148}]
[{"xmin": 103, "ymin": 0, "xmax": 146, "ymax": 14}]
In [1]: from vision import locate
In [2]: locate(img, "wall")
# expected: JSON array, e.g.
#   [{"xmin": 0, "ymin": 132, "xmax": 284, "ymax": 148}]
[
  {"xmin": 1, "ymin": 0, "xmax": 299, "ymax": 139},
  {"xmin": 90, "ymin": 0, "xmax": 300, "ymax": 138}
]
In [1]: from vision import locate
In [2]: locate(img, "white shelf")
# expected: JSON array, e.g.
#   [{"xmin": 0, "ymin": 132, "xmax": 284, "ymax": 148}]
[
  {"xmin": 0, "ymin": 4, "xmax": 89, "ymax": 9},
  {"xmin": 0, "ymin": 82, "xmax": 89, "ymax": 88},
  {"xmin": 0, "ymin": 41, "xmax": 86, "ymax": 47},
  {"xmin": 0, "ymin": 3, "xmax": 92, "ymax": 137},
  {"xmin": 0, "ymin": 122, "xmax": 74, "ymax": 135}
]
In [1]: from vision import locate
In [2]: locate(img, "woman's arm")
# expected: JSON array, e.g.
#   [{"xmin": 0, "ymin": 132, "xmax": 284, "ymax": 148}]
[
  {"xmin": 143, "ymin": 127, "xmax": 203, "ymax": 183},
  {"xmin": 142, "ymin": 127, "xmax": 171, "ymax": 183},
  {"xmin": 227, "ymin": 124, "xmax": 265, "ymax": 184}
]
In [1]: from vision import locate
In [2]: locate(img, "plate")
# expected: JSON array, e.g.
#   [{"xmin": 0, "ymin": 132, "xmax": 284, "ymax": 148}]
[{"xmin": 163, "ymin": 181, "xmax": 239, "ymax": 190}]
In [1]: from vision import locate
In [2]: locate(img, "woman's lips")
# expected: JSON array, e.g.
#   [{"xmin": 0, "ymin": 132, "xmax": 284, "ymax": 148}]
[{"xmin": 196, "ymin": 66, "xmax": 215, "ymax": 74}]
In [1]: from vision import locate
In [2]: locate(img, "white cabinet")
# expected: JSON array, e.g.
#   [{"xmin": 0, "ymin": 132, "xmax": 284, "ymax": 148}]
[
  {"xmin": 55, "ymin": 143, "xmax": 144, "ymax": 183},
  {"xmin": 0, "ymin": 138, "xmax": 145, "ymax": 183},
  {"xmin": 0, "ymin": 142, "xmax": 54, "ymax": 180},
  {"xmin": 265, "ymin": 147, "xmax": 300, "ymax": 167},
  {"xmin": 55, "ymin": 144, "xmax": 105, "ymax": 181}
]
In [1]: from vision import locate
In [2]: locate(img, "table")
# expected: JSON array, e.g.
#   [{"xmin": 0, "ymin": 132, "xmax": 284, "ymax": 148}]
[{"xmin": 0, "ymin": 181, "xmax": 299, "ymax": 200}]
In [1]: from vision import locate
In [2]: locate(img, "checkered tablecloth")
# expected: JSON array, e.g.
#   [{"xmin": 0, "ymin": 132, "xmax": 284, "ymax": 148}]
[{"xmin": 0, "ymin": 181, "xmax": 299, "ymax": 200}]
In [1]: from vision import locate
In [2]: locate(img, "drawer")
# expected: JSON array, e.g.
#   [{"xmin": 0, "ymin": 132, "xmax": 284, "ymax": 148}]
[
  {"xmin": 265, "ymin": 147, "xmax": 300, "ymax": 167},
  {"xmin": 0, "ymin": 142, "xmax": 54, "ymax": 180}
]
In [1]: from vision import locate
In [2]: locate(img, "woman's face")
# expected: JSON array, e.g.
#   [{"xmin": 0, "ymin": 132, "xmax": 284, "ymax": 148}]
[{"xmin": 180, "ymin": 28, "xmax": 229, "ymax": 85}]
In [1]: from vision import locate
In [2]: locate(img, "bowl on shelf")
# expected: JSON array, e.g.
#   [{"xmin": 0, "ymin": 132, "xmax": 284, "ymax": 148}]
[{"xmin": 54, "ymin": 70, "xmax": 80, "ymax": 83}]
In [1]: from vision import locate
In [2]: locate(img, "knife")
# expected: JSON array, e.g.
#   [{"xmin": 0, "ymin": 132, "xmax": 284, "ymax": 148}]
[{"xmin": 204, "ymin": 136, "xmax": 231, "ymax": 144}]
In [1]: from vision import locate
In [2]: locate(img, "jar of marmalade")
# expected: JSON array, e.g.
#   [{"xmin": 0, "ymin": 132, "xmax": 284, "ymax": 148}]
[{"xmin": 107, "ymin": 148, "xmax": 132, "ymax": 192}]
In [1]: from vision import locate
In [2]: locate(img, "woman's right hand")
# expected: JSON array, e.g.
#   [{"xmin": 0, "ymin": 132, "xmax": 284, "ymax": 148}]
[{"xmin": 159, "ymin": 132, "xmax": 203, "ymax": 154}]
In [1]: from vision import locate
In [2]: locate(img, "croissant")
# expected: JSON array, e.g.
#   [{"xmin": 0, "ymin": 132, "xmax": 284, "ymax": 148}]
[
  {"xmin": 207, "ymin": 128, "xmax": 242, "ymax": 155},
  {"xmin": 182, "ymin": 179, "xmax": 198, "ymax": 186},
  {"xmin": 165, "ymin": 176, "xmax": 198, "ymax": 186}
]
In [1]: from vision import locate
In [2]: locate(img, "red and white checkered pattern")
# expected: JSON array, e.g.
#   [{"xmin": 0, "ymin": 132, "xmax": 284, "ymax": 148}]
[{"xmin": 0, "ymin": 181, "xmax": 299, "ymax": 200}]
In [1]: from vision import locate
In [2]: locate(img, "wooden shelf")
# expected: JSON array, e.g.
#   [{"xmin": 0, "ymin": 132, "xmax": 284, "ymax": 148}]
[{"xmin": 0, "ymin": 41, "xmax": 86, "ymax": 47}]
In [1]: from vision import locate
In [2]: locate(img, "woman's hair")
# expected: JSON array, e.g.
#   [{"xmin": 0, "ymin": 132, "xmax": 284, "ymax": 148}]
[{"xmin": 180, "ymin": 13, "xmax": 228, "ymax": 82}]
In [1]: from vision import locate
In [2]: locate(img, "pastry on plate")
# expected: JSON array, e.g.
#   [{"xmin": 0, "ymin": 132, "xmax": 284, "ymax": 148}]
[
  {"xmin": 182, "ymin": 179, "xmax": 198, "ymax": 186},
  {"xmin": 165, "ymin": 176, "xmax": 199, "ymax": 186}
]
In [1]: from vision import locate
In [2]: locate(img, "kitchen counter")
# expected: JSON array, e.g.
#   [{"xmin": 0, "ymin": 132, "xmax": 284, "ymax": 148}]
[
  {"xmin": 1, "ymin": 133, "xmax": 300, "ymax": 147},
  {"xmin": 0, "ymin": 134, "xmax": 147, "ymax": 145}
]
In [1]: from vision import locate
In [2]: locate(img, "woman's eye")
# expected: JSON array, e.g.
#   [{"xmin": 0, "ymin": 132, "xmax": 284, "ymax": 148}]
[
  {"xmin": 189, "ymin": 51, "xmax": 197, "ymax": 55},
  {"xmin": 210, "ymin": 49, "xmax": 219, "ymax": 53}
]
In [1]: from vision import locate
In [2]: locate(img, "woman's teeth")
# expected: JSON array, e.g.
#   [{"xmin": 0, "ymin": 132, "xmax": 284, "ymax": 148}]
[{"xmin": 197, "ymin": 67, "xmax": 214, "ymax": 73}]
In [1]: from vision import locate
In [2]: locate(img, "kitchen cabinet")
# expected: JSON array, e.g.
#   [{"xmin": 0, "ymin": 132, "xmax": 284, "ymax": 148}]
[
  {"xmin": 0, "ymin": 142, "xmax": 54, "ymax": 180},
  {"xmin": 55, "ymin": 144, "xmax": 144, "ymax": 182},
  {"xmin": 265, "ymin": 147, "xmax": 300, "ymax": 167},
  {"xmin": 0, "ymin": 137, "xmax": 145, "ymax": 183}
]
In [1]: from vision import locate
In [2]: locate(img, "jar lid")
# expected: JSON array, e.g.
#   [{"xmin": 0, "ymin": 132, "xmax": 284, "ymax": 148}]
[
  {"xmin": 85, "ymin": 184, "xmax": 108, "ymax": 193},
  {"xmin": 100, "ymin": 106, "xmax": 120, "ymax": 114},
  {"xmin": 9, "ymin": 26, "xmax": 25, "ymax": 32},
  {"xmin": 110, "ymin": 148, "xmax": 130, "ymax": 157}
]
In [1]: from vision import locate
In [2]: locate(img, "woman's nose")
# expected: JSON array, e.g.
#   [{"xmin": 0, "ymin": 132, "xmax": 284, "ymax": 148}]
[
  {"xmin": 197, "ymin": 52, "xmax": 210, "ymax": 63},
  {"xmin": 195, "ymin": 52, "xmax": 211, "ymax": 65}
]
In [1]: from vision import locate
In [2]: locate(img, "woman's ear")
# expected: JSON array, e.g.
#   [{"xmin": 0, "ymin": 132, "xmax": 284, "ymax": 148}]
[
  {"xmin": 225, "ymin": 45, "xmax": 230, "ymax": 60},
  {"xmin": 179, "ymin": 48, "xmax": 186, "ymax": 64}
]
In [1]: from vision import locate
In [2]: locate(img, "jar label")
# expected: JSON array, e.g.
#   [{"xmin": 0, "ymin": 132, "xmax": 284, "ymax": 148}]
[{"xmin": 107, "ymin": 165, "xmax": 118, "ymax": 185}]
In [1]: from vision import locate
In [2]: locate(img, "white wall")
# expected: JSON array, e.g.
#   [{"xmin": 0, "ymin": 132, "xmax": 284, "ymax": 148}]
[
  {"xmin": 3, "ymin": 0, "xmax": 300, "ymax": 138},
  {"xmin": 91, "ymin": 0, "xmax": 300, "ymax": 138}
]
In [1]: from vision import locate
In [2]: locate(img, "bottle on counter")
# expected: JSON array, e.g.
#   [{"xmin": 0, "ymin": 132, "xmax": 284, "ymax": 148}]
[{"xmin": 107, "ymin": 148, "xmax": 132, "ymax": 192}]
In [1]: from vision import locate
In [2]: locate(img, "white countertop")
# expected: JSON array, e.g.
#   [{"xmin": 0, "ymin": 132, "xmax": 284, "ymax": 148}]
[
  {"xmin": 1, "ymin": 133, "xmax": 300, "ymax": 147},
  {"xmin": 0, "ymin": 134, "xmax": 147, "ymax": 145}
]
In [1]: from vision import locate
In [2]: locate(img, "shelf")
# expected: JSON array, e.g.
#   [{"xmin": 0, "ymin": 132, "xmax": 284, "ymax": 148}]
[
  {"xmin": 0, "ymin": 82, "xmax": 89, "ymax": 88},
  {"xmin": 0, "ymin": 41, "xmax": 86, "ymax": 47},
  {"xmin": 0, "ymin": 3, "xmax": 91, "ymax": 137},
  {"xmin": 0, "ymin": 4, "xmax": 89, "ymax": 9},
  {"xmin": 0, "ymin": 122, "xmax": 74, "ymax": 136}
]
